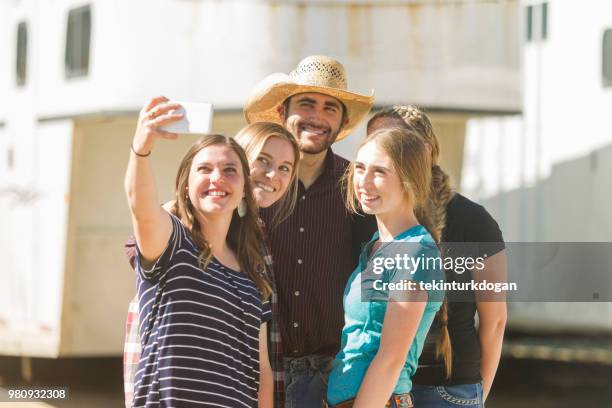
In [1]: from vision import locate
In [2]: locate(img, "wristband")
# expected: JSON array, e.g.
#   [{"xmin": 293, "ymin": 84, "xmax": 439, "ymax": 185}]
[{"xmin": 131, "ymin": 144, "xmax": 151, "ymax": 157}]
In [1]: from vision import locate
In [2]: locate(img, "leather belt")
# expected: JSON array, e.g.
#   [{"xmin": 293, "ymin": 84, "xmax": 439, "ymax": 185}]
[{"xmin": 324, "ymin": 393, "xmax": 413, "ymax": 408}]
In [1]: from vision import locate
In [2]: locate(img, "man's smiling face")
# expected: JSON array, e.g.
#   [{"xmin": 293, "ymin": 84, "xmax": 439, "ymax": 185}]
[{"xmin": 280, "ymin": 92, "xmax": 346, "ymax": 155}]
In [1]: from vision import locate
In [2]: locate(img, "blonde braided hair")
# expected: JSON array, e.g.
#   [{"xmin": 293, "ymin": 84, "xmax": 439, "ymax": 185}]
[{"xmin": 367, "ymin": 105, "xmax": 455, "ymax": 378}]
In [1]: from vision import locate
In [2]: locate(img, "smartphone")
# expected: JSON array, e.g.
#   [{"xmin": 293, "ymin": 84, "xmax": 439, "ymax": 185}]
[{"xmin": 160, "ymin": 101, "xmax": 214, "ymax": 135}]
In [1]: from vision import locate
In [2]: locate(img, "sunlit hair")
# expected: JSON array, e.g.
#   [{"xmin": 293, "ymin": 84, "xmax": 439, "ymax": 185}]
[
  {"xmin": 170, "ymin": 134, "xmax": 271, "ymax": 300},
  {"xmin": 368, "ymin": 105, "xmax": 440, "ymax": 165},
  {"xmin": 234, "ymin": 122, "xmax": 300, "ymax": 230},
  {"xmin": 344, "ymin": 127, "xmax": 433, "ymax": 220},
  {"xmin": 368, "ymin": 105, "xmax": 454, "ymax": 378}
]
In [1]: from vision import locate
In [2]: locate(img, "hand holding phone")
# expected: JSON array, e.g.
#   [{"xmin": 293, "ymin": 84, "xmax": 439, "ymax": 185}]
[{"xmin": 160, "ymin": 102, "xmax": 214, "ymax": 135}]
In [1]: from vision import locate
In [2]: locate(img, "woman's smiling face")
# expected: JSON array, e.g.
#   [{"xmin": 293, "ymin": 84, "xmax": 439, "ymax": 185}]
[
  {"xmin": 353, "ymin": 140, "xmax": 406, "ymax": 217},
  {"xmin": 249, "ymin": 136, "xmax": 296, "ymax": 208},
  {"xmin": 188, "ymin": 144, "xmax": 245, "ymax": 216}
]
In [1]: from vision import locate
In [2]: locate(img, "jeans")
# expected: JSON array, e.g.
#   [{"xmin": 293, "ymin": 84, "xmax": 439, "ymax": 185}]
[
  {"xmin": 412, "ymin": 383, "xmax": 484, "ymax": 407},
  {"xmin": 284, "ymin": 354, "xmax": 334, "ymax": 408}
]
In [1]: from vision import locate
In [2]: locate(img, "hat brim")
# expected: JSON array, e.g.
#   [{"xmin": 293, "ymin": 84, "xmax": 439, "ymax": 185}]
[{"xmin": 244, "ymin": 80, "xmax": 374, "ymax": 142}]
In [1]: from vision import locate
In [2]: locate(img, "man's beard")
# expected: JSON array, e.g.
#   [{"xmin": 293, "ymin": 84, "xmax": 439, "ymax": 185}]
[
  {"xmin": 298, "ymin": 135, "xmax": 336, "ymax": 154},
  {"xmin": 289, "ymin": 121, "xmax": 340, "ymax": 155}
]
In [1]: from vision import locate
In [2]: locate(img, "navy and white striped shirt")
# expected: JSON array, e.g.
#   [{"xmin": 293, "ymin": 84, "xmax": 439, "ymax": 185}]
[{"xmin": 132, "ymin": 213, "xmax": 271, "ymax": 408}]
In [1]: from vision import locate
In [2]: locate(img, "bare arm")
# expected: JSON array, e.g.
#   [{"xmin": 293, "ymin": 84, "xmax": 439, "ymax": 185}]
[
  {"xmin": 124, "ymin": 96, "xmax": 183, "ymax": 266},
  {"xmin": 352, "ymin": 288, "xmax": 428, "ymax": 408},
  {"xmin": 258, "ymin": 323, "xmax": 273, "ymax": 408},
  {"xmin": 473, "ymin": 250, "xmax": 507, "ymax": 401}
]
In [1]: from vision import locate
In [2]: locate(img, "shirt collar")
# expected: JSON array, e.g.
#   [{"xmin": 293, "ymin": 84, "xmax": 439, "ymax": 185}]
[
  {"xmin": 298, "ymin": 148, "xmax": 337, "ymax": 192},
  {"xmin": 362, "ymin": 224, "xmax": 426, "ymax": 255},
  {"xmin": 320, "ymin": 148, "xmax": 336, "ymax": 180}
]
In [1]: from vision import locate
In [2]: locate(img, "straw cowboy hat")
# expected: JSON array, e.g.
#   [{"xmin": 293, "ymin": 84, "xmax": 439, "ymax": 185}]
[{"xmin": 244, "ymin": 55, "xmax": 374, "ymax": 142}]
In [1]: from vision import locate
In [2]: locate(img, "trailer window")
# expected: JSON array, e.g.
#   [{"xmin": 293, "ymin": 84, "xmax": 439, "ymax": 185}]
[
  {"xmin": 526, "ymin": 2, "xmax": 548, "ymax": 43},
  {"xmin": 541, "ymin": 2, "xmax": 548, "ymax": 40},
  {"xmin": 604, "ymin": 29, "xmax": 612, "ymax": 88},
  {"xmin": 16, "ymin": 22, "xmax": 27, "ymax": 86},
  {"xmin": 65, "ymin": 5, "xmax": 91, "ymax": 78},
  {"xmin": 526, "ymin": 5, "xmax": 533, "ymax": 42}
]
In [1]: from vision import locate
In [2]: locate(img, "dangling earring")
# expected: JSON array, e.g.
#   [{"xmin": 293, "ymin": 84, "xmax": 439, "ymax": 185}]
[{"xmin": 237, "ymin": 199, "xmax": 247, "ymax": 218}]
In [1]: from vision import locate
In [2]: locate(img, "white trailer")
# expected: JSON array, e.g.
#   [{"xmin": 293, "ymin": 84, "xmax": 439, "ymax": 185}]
[
  {"xmin": 463, "ymin": 0, "xmax": 612, "ymax": 363},
  {"xmin": 0, "ymin": 0, "xmax": 520, "ymax": 358}
]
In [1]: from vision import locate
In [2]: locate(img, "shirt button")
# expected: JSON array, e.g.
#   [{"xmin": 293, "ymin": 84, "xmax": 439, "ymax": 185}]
[
  {"xmin": 294, "ymin": 291, "xmax": 300, "ymax": 296},
  {"xmin": 299, "ymin": 227, "xmax": 304, "ymax": 233},
  {"xmin": 301, "ymin": 195, "xmax": 306, "ymax": 200},
  {"xmin": 293, "ymin": 322, "xmax": 299, "ymax": 328},
  {"xmin": 297, "ymin": 259, "xmax": 303, "ymax": 264}
]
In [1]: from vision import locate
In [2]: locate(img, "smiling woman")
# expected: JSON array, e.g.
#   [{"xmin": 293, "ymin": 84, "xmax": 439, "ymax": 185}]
[
  {"xmin": 366, "ymin": 106, "xmax": 507, "ymax": 408},
  {"xmin": 234, "ymin": 122, "xmax": 300, "ymax": 229},
  {"xmin": 326, "ymin": 127, "xmax": 444, "ymax": 408},
  {"xmin": 123, "ymin": 120, "xmax": 300, "ymax": 408},
  {"xmin": 183, "ymin": 144, "xmax": 245, "ymax": 221},
  {"xmin": 123, "ymin": 96, "xmax": 274, "ymax": 408}
]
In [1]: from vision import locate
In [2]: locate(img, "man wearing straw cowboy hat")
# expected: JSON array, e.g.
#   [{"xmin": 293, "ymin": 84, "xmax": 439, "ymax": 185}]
[{"xmin": 244, "ymin": 55, "xmax": 377, "ymax": 407}]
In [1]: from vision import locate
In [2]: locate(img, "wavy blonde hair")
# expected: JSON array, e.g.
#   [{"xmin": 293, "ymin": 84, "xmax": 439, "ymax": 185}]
[
  {"xmin": 234, "ymin": 122, "xmax": 300, "ymax": 230},
  {"xmin": 170, "ymin": 134, "xmax": 272, "ymax": 300},
  {"xmin": 368, "ymin": 105, "xmax": 455, "ymax": 378}
]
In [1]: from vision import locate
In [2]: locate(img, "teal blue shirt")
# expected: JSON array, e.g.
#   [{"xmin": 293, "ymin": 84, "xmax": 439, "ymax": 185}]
[{"xmin": 327, "ymin": 225, "xmax": 444, "ymax": 405}]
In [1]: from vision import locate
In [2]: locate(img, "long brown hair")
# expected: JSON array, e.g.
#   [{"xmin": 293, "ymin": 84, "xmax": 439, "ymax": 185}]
[
  {"xmin": 368, "ymin": 105, "xmax": 454, "ymax": 378},
  {"xmin": 234, "ymin": 122, "xmax": 300, "ymax": 229},
  {"xmin": 170, "ymin": 134, "xmax": 272, "ymax": 300}
]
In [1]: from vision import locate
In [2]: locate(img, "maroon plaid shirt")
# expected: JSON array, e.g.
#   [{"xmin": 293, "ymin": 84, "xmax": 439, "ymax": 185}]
[
  {"xmin": 123, "ymin": 298, "xmax": 139, "ymax": 408},
  {"xmin": 261, "ymin": 226, "xmax": 286, "ymax": 407}
]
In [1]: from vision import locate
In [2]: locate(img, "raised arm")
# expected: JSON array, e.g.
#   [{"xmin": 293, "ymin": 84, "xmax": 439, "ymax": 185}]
[{"xmin": 124, "ymin": 96, "xmax": 183, "ymax": 266}]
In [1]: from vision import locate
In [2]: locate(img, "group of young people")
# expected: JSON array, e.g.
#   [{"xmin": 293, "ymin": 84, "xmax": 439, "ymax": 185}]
[{"xmin": 123, "ymin": 55, "xmax": 507, "ymax": 408}]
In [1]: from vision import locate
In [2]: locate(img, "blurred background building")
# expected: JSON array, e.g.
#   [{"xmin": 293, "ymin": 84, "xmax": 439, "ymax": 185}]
[
  {"xmin": 0, "ymin": 0, "xmax": 520, "ymax": 358},
  {"xmin": 463, "ymin": 0, "xmax": 612, "ymax": 345},
  {"xmin": 0, "ymin": 0, "xmax": 611, "ymax": 405}
]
